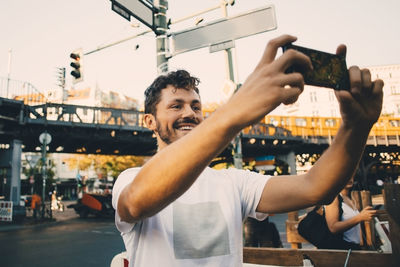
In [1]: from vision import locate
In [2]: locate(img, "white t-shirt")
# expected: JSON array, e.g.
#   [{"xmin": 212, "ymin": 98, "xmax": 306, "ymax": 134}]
[
  {"xmin": 112, "ymin": 167, "xmax": 270, "ymax": 267},
  {"xmin": 341, "ymin": 201, "xmax": 361, "ymax": 244}
]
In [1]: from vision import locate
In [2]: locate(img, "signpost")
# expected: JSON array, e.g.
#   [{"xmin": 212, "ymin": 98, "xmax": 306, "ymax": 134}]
[{"xmin": 170, "ymin": 5, "xmax": 277, "ymax": 56}]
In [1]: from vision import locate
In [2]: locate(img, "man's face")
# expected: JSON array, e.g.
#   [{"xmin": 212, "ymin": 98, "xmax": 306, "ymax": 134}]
[{"xmin": 150, "ymin": 85, "xmax": 203, "ymax": 149}]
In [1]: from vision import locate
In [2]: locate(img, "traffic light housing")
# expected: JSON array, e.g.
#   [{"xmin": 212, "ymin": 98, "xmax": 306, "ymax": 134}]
[{"xmin": 70, "ymin": 49, "xmax": 83, "ymax": 84}]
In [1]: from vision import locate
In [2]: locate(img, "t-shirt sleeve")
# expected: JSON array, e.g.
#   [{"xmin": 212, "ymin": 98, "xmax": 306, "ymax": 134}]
[
  {"xmin": 228, "ymin": 168, "xmax": 271, "ymax": 220},
  {"xmin": 112, "ymin": 167, "xmax": 140, "ymax": 233}
]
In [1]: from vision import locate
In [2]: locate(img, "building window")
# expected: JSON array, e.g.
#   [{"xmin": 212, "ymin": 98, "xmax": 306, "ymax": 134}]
[
  {"xmin": 309, "ymin": 92, "xmax": 317, "ymax": 102},
  {"xmin": 328, "ymin": 91, "xmax": 335, "ymax": 102},
  {"xmin": 391, "ymin": 85, "xmax": 400, "ymax": 95},
  {"xmin": 295, "ymin": 118, "xmax": 306, "ymax": 127},
  {"xmin": 325, "ymin": 119, "xmax": 336, "ymax": 127}
]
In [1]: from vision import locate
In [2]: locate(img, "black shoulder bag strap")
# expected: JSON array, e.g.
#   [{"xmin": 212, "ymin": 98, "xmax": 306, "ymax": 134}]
[{"xmin": 338, "ymin": 194, "xmax": 344, "ymax": 221}]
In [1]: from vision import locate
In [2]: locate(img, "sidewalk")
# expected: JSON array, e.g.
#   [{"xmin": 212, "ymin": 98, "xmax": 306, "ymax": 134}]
[{"xmin": 0, "ymin": 200, "xmax": 79, "ymax": 232}]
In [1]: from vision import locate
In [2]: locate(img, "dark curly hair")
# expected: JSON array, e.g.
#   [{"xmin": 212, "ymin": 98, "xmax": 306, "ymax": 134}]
[{"xmin": 144, "ymin": 70, "xmax": 200, "ymax": 115}]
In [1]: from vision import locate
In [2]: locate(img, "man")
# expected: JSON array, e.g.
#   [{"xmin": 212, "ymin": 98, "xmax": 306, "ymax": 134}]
[{"xmin": 112, "ymin": 34, "xmax": 383, "ymax": 266}]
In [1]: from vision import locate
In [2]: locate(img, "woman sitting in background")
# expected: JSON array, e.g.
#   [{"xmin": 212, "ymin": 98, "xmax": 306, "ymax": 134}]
[{"xmin": 325, "ymin": 176, "xmax": 378, "ymax": 250}]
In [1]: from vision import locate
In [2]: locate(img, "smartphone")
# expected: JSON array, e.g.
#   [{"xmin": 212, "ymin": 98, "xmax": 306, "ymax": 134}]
[{"xmin": 282, "ymin": 44, "xmax": 350, "ymax": 90}]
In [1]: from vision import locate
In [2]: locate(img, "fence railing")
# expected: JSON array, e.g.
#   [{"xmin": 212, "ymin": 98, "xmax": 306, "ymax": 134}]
[
  {"xmin": 0, "ymin": 76, "xmax": 47, "ymax": 106},
  {"xmin": 26, "ymin": 102, "xmax": 145, "ymax": 128}
]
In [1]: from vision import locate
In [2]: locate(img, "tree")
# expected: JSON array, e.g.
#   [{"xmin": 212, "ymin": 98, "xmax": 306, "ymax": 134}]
[
  {"xmin": 22, "ymin": 156, "xmax": 55, "ymax": 199},
  {"xmin": 64, "ymin": 154, "xmax": 146, "ymax": 182}
]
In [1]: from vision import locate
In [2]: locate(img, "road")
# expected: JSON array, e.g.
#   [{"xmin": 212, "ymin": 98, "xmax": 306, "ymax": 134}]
[
  {"xmin": 0, "ymin": 217, "xmax": 125, "ymax": 267},
  {"xmin": 0, "ymin": 207, "xmax": 313, "ymax": 267}
]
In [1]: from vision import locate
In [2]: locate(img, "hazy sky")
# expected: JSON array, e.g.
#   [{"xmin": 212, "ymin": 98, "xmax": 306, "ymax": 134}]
[{"xmin": 1, "ymin": 0, "xmax": 399, "ymax": 104}]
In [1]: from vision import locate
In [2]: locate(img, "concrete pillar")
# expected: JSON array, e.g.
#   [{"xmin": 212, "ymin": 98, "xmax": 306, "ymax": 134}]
[
  {"xmin": 0, "ymin": 140, "xmax": 22, "ymax": 204},
  {"xmin": 277, "ymin": 150, "xmax": 297, "ymax": 175}
]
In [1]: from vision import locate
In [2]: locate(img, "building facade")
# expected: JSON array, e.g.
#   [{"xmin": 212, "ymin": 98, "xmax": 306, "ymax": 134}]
[{"xmin": 271, "ymin": 64, "xmax": 400, "ymax": 118}]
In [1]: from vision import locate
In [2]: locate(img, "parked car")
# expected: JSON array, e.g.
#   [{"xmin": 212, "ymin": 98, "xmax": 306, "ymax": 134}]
[{"xmin": 68, "ymin": 193, "xmax": 114, "ymax": 218}]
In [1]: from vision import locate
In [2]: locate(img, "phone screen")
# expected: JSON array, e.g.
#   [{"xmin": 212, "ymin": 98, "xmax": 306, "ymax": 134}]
[{"xmin": 282, "ymin": 44, "xmax": 350, "ymax": 90}]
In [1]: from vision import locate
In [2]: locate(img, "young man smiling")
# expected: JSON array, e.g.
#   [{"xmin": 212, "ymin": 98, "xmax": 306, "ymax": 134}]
[{"xmin": 112, "ymin": 34, "xmax": 383, "ymax": 266}]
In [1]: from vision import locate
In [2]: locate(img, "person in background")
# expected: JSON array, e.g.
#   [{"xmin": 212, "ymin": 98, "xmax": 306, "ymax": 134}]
[
  {"xmin": 325, "ymin": 176, "xmax": 378, "ymax": 249},
  {"xmin": 244, "ymin": 216, "xmax": 283, "ymax": 248},
  {"xmin": 31, "ymin": 193, "xmax": 42, "ymax": 219}
]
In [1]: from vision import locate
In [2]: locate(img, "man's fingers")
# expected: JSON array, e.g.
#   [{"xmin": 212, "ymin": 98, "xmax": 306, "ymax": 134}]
[
  {"xmin": 372, "ymin": 79, "xmax": 384, "ymax": 96},
  {"xmin": 348, "ymin": 66, "xmax": 362, "ymax": 96},
  {"xmin": 279, "ymin": 73, "xmax": 305, "ymax": 105},
  {"xmin": 349, "ymin": 67, "xmax": 383, "ymax": 99},
  {"xmin": 280, "ymin": 72, "xmax": 305, "ymax": 89},
  {"xmin": 361, "ymin": 69, "xmax": 373, "ymax": 94},
  {"xmin": 276, "ymin": 49, "xmax": 313, "ymax": 73},
  {"xmin": 336, "ymin": 44, "xmax": 347, "ymax": 57},
  {"xmin": 255, "ymin": 34, "xmax": 297, "ymax": 69},
  {"xmin": 282, "ymin": 86, "xmax": 303, "ymax": 105}
]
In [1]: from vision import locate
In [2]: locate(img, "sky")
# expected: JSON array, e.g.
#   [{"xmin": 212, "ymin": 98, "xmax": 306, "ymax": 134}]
[{"xmin": 0, "ymin": 0, "xmax": 399, "ymax": 106}]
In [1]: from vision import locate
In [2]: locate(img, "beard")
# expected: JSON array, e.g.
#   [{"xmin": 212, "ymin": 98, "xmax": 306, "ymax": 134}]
[
  {"xmin": 154, "ymin": 117, "xmax": 200, "ymax": 145},
  {"xmin": 156, "ymin": 121, "xmax": 174, "ymax": 145}
]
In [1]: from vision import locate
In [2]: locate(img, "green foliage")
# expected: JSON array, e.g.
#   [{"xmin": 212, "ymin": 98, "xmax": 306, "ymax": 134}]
[
  {"xmin": 64, "ymin": 154, "xmax": 146, "ymax": 181},
  {"xmin": 23, "ymin": 156, "xmax": 55, "ymax": 197}
]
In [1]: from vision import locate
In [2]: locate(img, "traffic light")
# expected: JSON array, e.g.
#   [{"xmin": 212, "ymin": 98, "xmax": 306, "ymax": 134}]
[
  {"xmin": 70, "ymin": 49, "xmax": 83, "ymax": 84},
  {"xmin": 56, "ymin": 67, "xmax": 66, "ymax": 89}
]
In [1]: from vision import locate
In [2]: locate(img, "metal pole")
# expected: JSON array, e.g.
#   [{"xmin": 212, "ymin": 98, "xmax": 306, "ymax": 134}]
[
  {"xmin": 6, "ymin": 49, "xmax": 12, "ymax": 98},
  {"xmin": 220, "ymin": 1, "xmax": 242, "ymax": 169},
  {"xmin": 154, "ymin": 0, "xmax": 169, "ymax": 74},
  {"xmin": 84, "ymin": 30, "xmax": 152, "ymax": 56},
  {"xmin": 41, "ymin": 139, "xmax": 47, "ymax": 219}
]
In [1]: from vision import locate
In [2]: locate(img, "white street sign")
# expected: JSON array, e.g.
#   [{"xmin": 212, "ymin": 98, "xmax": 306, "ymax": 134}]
[
  {"xmin": 39, "ymin": 132, "xmax": 52, "ymax": 145},
  {"xmin": 170, "ymin": 5, "xmax": 277, "ymax": 56},
  {"xmin": 209, "ymin": 40, "xmax": 235, "ymax": 53}
]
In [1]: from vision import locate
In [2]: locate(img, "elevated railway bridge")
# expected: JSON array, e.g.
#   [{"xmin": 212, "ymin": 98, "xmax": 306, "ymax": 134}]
[{"xmin": 1, "ymin": 97, "xmax": 399, "ymax": 205}]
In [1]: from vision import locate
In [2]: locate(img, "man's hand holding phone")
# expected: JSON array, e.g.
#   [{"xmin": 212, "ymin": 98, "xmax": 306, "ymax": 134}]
[
  {"xmin": 282, "ymin": 42, "xmax": 384, "ymax": 130},
  {"xmin": 281, "ymin": 44, "xmax": 350, "ymax": 90}
]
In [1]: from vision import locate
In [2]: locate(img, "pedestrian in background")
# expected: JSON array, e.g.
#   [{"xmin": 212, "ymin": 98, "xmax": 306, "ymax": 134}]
[
  {"xmin": 325, "ymin": 176, "xmax": 378, "ymax": 249},
  {"xmin": 31, "ymin": 193, "xmax": 41, "ymax": 219}
]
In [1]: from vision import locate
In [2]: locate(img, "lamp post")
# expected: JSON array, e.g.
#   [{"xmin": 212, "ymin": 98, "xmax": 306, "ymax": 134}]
[{"xmin": 39, "ymin": 132, "xmax": 51, "ymax": 218}]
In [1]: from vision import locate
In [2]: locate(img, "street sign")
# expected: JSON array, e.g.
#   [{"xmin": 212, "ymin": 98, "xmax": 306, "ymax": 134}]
[
  {"xmin": 209, "ymin": 40, "xmax": 235, "ymax": 53},
  {"xmin": 111, "ymin": 0, "xmax": 154, "ymax": 30},
  {"xmin": 39, "ymin": 132, "xmax": 52, "ymax": 145},
  {"xmin": 170, "ymin": 5, "xmax": 277, "ymax": 56},
  {"xmin": 112, "ymin": 1, "xmax": 131, "ymax": 21},
  {"xmin": 0, "ymin": 201, "xmax": 13, "ymax": 222}
]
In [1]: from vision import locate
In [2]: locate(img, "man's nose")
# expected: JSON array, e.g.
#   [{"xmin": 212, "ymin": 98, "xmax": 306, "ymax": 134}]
[{"xmin": 182, "ymin": 105, "xmax": 196, "ymax": 118}]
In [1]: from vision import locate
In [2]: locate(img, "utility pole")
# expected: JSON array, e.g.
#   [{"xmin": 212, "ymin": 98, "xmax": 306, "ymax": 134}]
[
  {"xmin": 154, "ymin": 0, "xmax": 169, "ymax": 74},
  {"xmin": 41, "ymin": 139, "xmax": 47, "ymax": 219},
  {"xmin": 56, "ymin": 67, "xmax": 67, "ymax": 103}
]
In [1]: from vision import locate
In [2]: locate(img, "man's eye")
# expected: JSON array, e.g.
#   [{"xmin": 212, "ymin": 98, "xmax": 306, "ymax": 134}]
[
  {"xmin": 171, "ymin": 105, "xmax": 181, "ymax": 109},
  {"xmin": 193, "ymin": 106, "xmax": 201, "ymax": 111}
]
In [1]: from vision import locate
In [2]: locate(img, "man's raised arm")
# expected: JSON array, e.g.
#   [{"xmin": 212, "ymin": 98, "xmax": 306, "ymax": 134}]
[
  {"xmin": 117, "ymin": 34, "xmax": 313, "ymax": 223},
  {"xmin": 257, "ymin": 46, "xmax": 384, "ymax": 214}
]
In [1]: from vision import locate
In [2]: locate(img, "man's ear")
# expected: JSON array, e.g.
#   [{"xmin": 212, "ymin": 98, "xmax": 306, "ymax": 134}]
[{"xmin": 144, "ymin": 113, "xmax": 157, "ymax": 131}]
